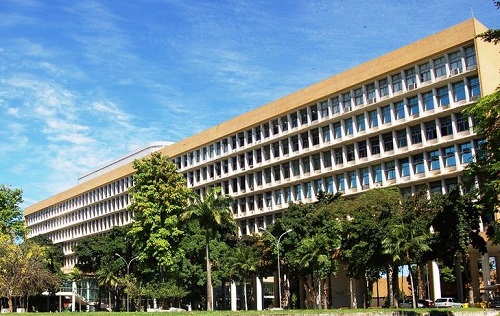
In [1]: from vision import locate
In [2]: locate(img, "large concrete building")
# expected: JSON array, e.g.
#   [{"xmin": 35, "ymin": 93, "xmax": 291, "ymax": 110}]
[{"xmin": 24, "ymin": 18, "xmax": 500, "ymax": 307}]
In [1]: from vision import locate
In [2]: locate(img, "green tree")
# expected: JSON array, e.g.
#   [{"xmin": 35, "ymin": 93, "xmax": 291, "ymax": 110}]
[
  {"xmin": 476, "ymin": 1, "xmax": 500, "ymax": 44},
  {"xmin": 182, "ymin": 186, "xmax": 235, "ymax": 311},
  {"xmin": 0, "ymin": 185, "xmax": 26, "ymax": 239},
  {"xmin": 128, "ymin": 152, "xmax": 191, "ymax": 270}
]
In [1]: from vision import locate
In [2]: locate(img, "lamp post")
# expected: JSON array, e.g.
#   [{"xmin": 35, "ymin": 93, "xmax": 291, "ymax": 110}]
[
  {"xmin": 259, "ymin": 227, "xmax": 292, "ymax": 309},
  {"xmin": 115, "ymin": 253, "xmax": 138, "ymax": 312}
]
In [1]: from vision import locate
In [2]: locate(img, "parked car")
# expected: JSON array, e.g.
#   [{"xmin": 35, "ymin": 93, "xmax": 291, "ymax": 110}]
[
  {"xmin": 491, "ymin": 296, "xmax": 500, "ymax": 308},
  {"xmin": 418, "ymin": 299, "xmax": 435, "ymax": 308},
  {"xmin": 434, "ymin": 297, "xmax": 462, "ymax": 308},
  {"xmin": 398, "ymin": 299, "xmax": 423, "ymax": 308}
]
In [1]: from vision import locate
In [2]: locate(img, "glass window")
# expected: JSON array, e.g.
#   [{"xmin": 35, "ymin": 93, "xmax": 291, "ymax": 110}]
[
  {"xmin": 280, "ymin": 116, "xmax": 288, "ymax": 132},
  {"xmin": 369, "ymin": 110, "xmax": 378, "ymax": 128},
  {"xmin": 319, "ymin": 101, "xmax": 329, "ymax": 118},
  {"xmin": 346, "ymin": 144, "xmax": 355, "ymax": 161},
  {"xmin": 322, "ymin": 125, "xmax": 331, "ymax": 142},
  {"xmin": 465, "ymin": 46, "xmax": 476, "ymax": 69},
  {"xmin": 326, "ymin": 177, "xmax": 334, "ymax": 193},
  {"xmin": 379, "ymin": 78, "xmax": 389, "ymax": 97},
  {"xmin": 272, "ymin": 142, "xmax": 280, "ymax": 158},
  {"xmin": 291, "ymin": 135, "xmax": 299, "ymax": 151},
  {"xmin": 310, "ymin": 106, "xmax": 318, "ymax": 122},
  {"xmin": 437, "ymin": 86, "xmax": 450, "ymax": 107},
  {"xmin": 397, "ymin": 128, "xmax": 408, "ymax": 148},
  {"xmin": 358, "ymin": 140, "xmax": 367, "ymax": 158},
  {"xmin": 263, "ymin": 123, "xmax": 270, "ymax": 138},
  {"xmin": 357, "ymin": 114, "xmax": 366, "ymax": 132},
  {"xmin": 419, "ymin": 62, "xmax": 431, "ymax": 82},
  {"xmin": 395, "ymin": 101, "xmax": 405, "ymax": 120},
  {"xmin": 423, "ymin": 91, "xmax": 434, "ymax": 111},
  {"xmin": 302, "ymin": 157, "xmax": 310, "ymax": 173},
  {"xmin": 291, "ymin": 160, "xmax": 300, "ymax": 176},
  {"xmin": 295, "ymin": 184, "xmax": 302, "ymax": 201},
  {"xmin": 370, "ymin": 137, "xmax": 380, "ymax": 155},
  {"xmin": 300, "ymin": 108, "xmax": 308, "ymax": 125},
  {"xmin": 336, "ymin": 173, "xmax": 345, "ymax": 191},
  {"xmin": 381, "ymin": 105, "xmax": 391, "ymax": 124},
  {"xmin": 392, "ymin": 73, "xmax": 402, "ymax": 93},
  {"xmin": 453, "ymin": 81, "xmax": 466, "ymax": 102},
  {"xmin": 468, "ymin": 76, "xmax": 480, "ymax": 98},
  {"xmin": 305, "ymin": 182, "xmax": 312, "ymax": 199},
  {"xmin": 459, "ymin": 142, "xmax": 472, "ymax": 164},
  {"xmin": 272, "ymin": 120, "xmax": 279, "ymax": 135},
  {"xmin": 273, "ymin": 165, "xmax": 281, "ymax": 181},
  {"xmin": 348, "ymin": 170, "xmax": 357, "ymax": 188},
  {"xmin": 412, "ymin": 154, "xmax": 425, "ymax": 174},
  {"xmin": 407, "ymin": 96, "xmax": 419, "ymax": 115},
  {"xmin": 323, "ymin": 151, "xmax": 332, "ymax": 168},
  {"xmin": 342, "ymin": 92, "xmax": 351, "ymax": 111},
  {"xmin": 440, "ymin": 116, "xmax": 453, "ymax": 136},
  {"xmin": 311, "ymin": 128, "xmax": 320, "ymax": 146},
  {"xmin": 290, "ymin": 113, "xmax": 298, "ymax": 128},
  {"xmin": 399, "ymin": 158, "xmax": 410, "ymax": 177},
  {"xmin": 449, "ymin": 51, "xmax": 462, "ymax": 72},
  {"xmin": 383, "ymin": 132, "xmax": 394, "ymax": 152},
  {"xmin": 282, "ymin": 139, "xmax": 289, "ymax": 155},
  {"xmin": 283, "ymin": 162, "xmax": 290, "ymax": 179},
  {"xmin": 313, "ymin": 154, "xmax": 321, "ymax": 171},
  {"xmin": 354, "ymin": 88, "xmax": 363, "ymax": 105},
  {"xmin": 301, "ymin": 132, "xmax": 309, "ymax": 149},
  {"xmin": 430, "ymin": 181, "xmax": 442, "ymax": 195},
  {"xmin": 410, "ymin": 125, "xmax": 422, "ymax": 144},
  {"xmin": 372, "ymin": 164, "xmax": 382, "ymax": 183},
  {"xmin": 331, "ymin": 96, "xmax": 340, "ymax": 114},
  {"xmin": 366, "ymin": 83, "xmax": 376, "ymax": 100},
  {"xmin": 405, "ymin": 67, "xmax": 416, "ymax": 88},
  {"xmin": 334, "ymin": 147, "xmax": 343, "ymax": 164},
  {"xmin": 275, "ymin": 190, "xmax": 282, "ymax": 205},
  {"xmin": 428, "ymin": 150, "xmax": 440, "ymax": 170},
  {"xmin": 456, "ymin": 113, "xmax": 469, "ymax": 132},
  {"xmin": 443, "ymin": 146, "xmax": 456, "ymax": 167},
  {"xmin": 360, "ymin": 167, "xmax": 369, "ymax": 186},
  {"xmin": 385, "ymin": 161, "xmax": 396, "ymax": 180},
  {"xmin": 285, "ymin": 187, "xmax": 292, "ymax": 203},
  {"xmin": 333, "ymin": 122, "xmax": 342, "ymax": 139},
  {"xmin": 434, "ymin": 56, "xmax": 446, "ymax": 77},
  {"xmin": 425, "ymin": 120, "xmax": 437, "ymax": 140},
  {"xmin": 345, "ymin": 118, "xmax": 353, "ymax": 135}
]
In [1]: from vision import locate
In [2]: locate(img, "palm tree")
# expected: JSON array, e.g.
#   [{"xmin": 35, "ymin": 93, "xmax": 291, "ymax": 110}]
[
  {"xmin": 228, "ymin": 244, "xmax": 260, "ymax": 310},
  {"xmin": 183, "ymin": 187, "xmax": 235, "ymax": 311},
  {"xmin": 382, "ymin": 223, "xmax": 431, "ymax": 309},
  {"xmin": 96, "ymin": 264, "xmax": 120, "ymax": 311}
]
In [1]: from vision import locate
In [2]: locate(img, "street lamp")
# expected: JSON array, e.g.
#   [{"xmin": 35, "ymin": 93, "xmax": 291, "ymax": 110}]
[
  {"xmin": 259, "ymin": 227, "xmax": 293, "ymax": 309},
  {"xmin": 115, "ymin": 253, "xmax": 138, "ymax": 312}
]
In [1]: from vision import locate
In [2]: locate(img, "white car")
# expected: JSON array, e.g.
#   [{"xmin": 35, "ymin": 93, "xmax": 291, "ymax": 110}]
[{"xmin": 434, "ymin": 297, "xmax": 462, "ymax": 308}]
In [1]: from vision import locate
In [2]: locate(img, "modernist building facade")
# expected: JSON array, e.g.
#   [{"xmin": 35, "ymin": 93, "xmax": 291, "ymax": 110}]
[{"xmin": 25, "ymin": 19, "xmax": 500, "ymax": 307}]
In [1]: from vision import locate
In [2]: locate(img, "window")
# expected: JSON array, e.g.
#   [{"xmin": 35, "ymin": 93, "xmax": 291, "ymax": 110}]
[
  {"xmin": 397, "ymin": 128, "xmax": 408, "ymax": 148},
  {"xmin": 302, "ymin": 157, "xmax": 310, "ymax": 174},
  {"xmin": 313, "ymin": 154, "xmax": 322, "ymax": 171},
  {"xmin": 395, "ymin": 101, "xmax": 405, "ymax": 120},
  {"xmin": 322, "ymin": 125, "xmax": 331, "ymax": 142},
  {"xmin": 342, "ymin": 92, "xmax": 351, "ymax": 111},
  {"xmin": 345, "ymin": 117, "xmax": 353, "ymax": 135},
  {"xmin": 282, "ymin": 139, "xmax": 289, "ymax": 155},
  {"xmin": 331, "ymin": 97, "xmax": 340, "ymax": 114},
  {"xmin": 430, "ymin": 181, "xmax": 442, "ymax": 195},
  {"xmin": 272, "ymin": 142, "xmax": 280, "ymax": 157},
  {"xmin": 370, "ymin": 137, "xmax": 380, "ymax": 155},
  {"xmin": 379, "ymin": 78, "xmax": 389, "ymax": 97},
  {"xmin": 291, "ymin": 160, "xmax": 300, "ymax": 176},
  {"xmin": 425, "ymin": 120, "xmax": 437, "ymax": 140},
  {"xmin": 405, "ymin": 67, "xmax": 416, "ymax": 88},
  {"xmin": 453, "ymin": 81, "xmax": 466, "ymax": 102},
  {"xmin": 326, "ymin": 177, "xmax": 334, "ymax": 193},
  {"xmin": 437, "ymin": 86, "xmax": 449, "ymax": 107},
  {"xmin": 410, "ymin": 125, "xmax": 422, "ymax": 144},
  {"xmin": 323, "ymin": 151, "xmax": 332, "ymax": 168},
  {"xmin": 311, "ymin": 128, "xmax": 320, "ymax": 146},
  {"xmin": 348, "ymin": 171, "xmax": 357, "ymax": 188},
  {"xmin": 263, "ymin": 145, "xmax": 271, "ymax": 160},
  {"xmin": 399, "ymin": 158, "xmax": 410, "ymax": 177},
  {"xmin": 366, "ymin": 83, "xmax": 376, "ymax": 100},
  {"xmin": 428, "ymin": 150, "xmax": 440, "ymax": 170},
  {"xmin": 407, "ymin": 96, "xmax": 419, "ymax": 115},
  {"xmin": 440, "ymin": 116, "xmax": 453, "ymax": 136},
  {"xmin": 459, "ymin": 142, "xmax": 472, "ymax": 163},
  {"xmin": 301, "ymin": 132, "xmax": 309, "ymax": 149},
  {"xmin": 372, "ymin": 164, "xmax": 382, "ymax": 183},
  {"xmin": 334, "ymin": 148, "xmax": 343, "ymax": 164},
  {"xmin": 381, "ymin": 105, "xmax": 391, "ymax": 124},
  {"xmin": 275, "ymin": 190, "xmax": 282, "ymax": 205},
  {"xmin": 272, "ymin": 120, "xmax": 279, "ymax": 135},
  {"xmin": 281, "ymin": 116, "xmax": 288, "ymax": 132},
  {"xmin": 455, "ymin": 113, "xmax": 469, "ymax": 132},
  {"xmin": 263, "ymin": 123, "xmax": 270, "ymax": 138},
  {"xmin": 443, "ymin": 146, "xmax": 456, "ymax": 167},
  {"xmin": 283, "ymin": 162, "xmax": 290, "ymax": 179},
  {"xmin": 360, "ymin": 167, "xmax": 369, "ymax": 186},
  {"xmin": 434, "ymin": 56, "xmax": 446, "ymax": 77},
  {"xmin": 385, "ymin": 161, "xmax": 396, "ymax": 180},
  {"xmin": 300, "ymin": 108, "xmax": 308, "ymax": 125},
  {"xmin": 291, "ymin": 135, "xmax": 299, "ymax": 151},
  {"xmin": 295, "ymin": 184, "xmax": 302, "ymax": 201},
  {"xmin": 468, "ymin": 76, "xmax": 480, "ymax": 98},
  {"xmin": 358, "ymin": 140, "xmax": 367, "ymax": 158},
  {"xmin": 336, "ymin": 174, "xmax": 345, "ymax": 191},
  {"xmin": 423, "ymin": 91, "xmax": 434, "ymax": 111},
  {"xmin": 356, "ymin": 113, "xmax": 365, "ymax": 132},
  {"xmin": 328, "ymin": 124, "xmax": 340, "ymax": 141},
  {"xmin": 354, "ymin": 88, "xmax": 363, "ymax": 105},
  {"xmin": 412, "ymin": 154, "xmax": 425, "ymax": 174},
  {"xmin": 315, "ymin": 179, "xmax": 323, "ymax": 194},
  {"xmin": 383, "ymin": 132, "xmax": 393, "ymax": 152},
  {"xmin": 285, "ymin": 187, "xmax": 292, "ymax": 203},
  {"xmin": 419, "ymin": 62, "xmax": 431, "ymax": 82},
  {"xmin": 310, "ymin": 106, "xmax": 318, "ymax": 122},
  {"xmin": 448, "ymin": 51, "xmax": 462, "ymax": 72},
  {"xmin": 346, "ymin": 144, "xmax": 355, "ymax": 161},
  {"xmin": 305, "ymin": 182, "xmax": 312, "ymax": 199},
  {"xmin": 273, "ymin": 166, "xmax": 281, "ymax": 181},
  {"xmin": 291, "ymin": 113, "xmax": 298, "ymax": 128},
  {"xmin": 392, "ymin": 73, "xmax": 402, "ymax": 93},
  {"xmin": 465, "ymin": 46, "xmax": 476, "ymax": 69},
  {"xmin": 369, "ymin": 110, "xmax": 378, "ymax": 128},
  {"xmin": 319, "ymin": 101, "xmax": 329, "ymax": 118}
]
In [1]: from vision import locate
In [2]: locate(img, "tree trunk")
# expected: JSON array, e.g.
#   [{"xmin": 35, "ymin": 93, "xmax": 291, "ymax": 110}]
[
  {"xmin": 206, "ymin": 232, "xmax": 213, "ymax": 311},
  {"xmin": 387, "ymin": 265, "xmax": 395, "ymax": 308},
  {"xmin": 243, "ymin": 281, "xmax": 248, "ymax": 310},
  {"xmin": 409, "ymin": 263, "xmax": 416, "ymax": 308}
]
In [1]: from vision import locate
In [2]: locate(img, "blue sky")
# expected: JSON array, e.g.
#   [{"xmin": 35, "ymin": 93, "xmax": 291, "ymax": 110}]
[{"xmin": 0, "ymin": 0, "xmax": 498, "ymax": 207}]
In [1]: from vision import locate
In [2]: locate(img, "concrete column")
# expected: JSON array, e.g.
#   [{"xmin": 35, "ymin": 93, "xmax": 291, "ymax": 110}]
[
  {"xmin": 428, "ymin": 261, "xmax": 441, "ymax": 300},
  {"xmin": 469, "ymin": 250, "xmax": 480, "ymax": 302},
  {"xmin": 455, "ymin": 256, "xmax": 464, "ymax": 302},
  {"xmin": 482, "ymin": 253, "xmax": 491, "ymax": 286},
  {"xmin": 71, "ymin": 281, "xmax": 76, "ymax": 312},
  {"xmin": 230, "ymin": 280, "xmax": 237, "ymax": 311},
  {"xmin": 255, "ymin": 276, "xmax": 263, "ymax": 310}
]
